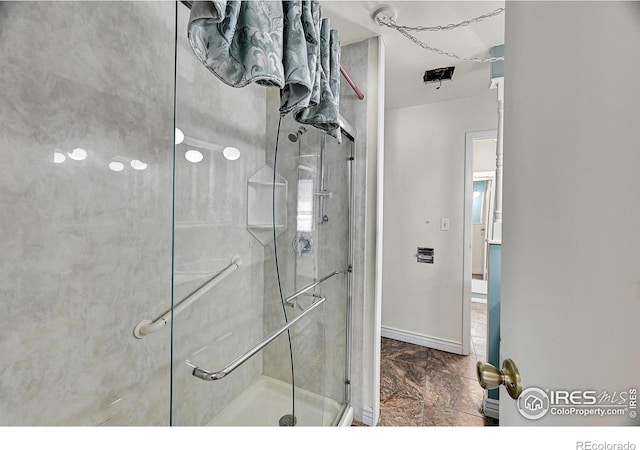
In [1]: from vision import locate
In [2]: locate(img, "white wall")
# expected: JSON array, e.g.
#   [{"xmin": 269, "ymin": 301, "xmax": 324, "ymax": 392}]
[
  {"xmin": 474, "ymin": 139, "xmax": 498, "ymax": 172},
  {"xmin": 382, "ymin": 92, "xmax": 497, "ymax": 350},
  {"xmin": 501, "ymin": 1, "xmax": 640, "ymax": 425}
]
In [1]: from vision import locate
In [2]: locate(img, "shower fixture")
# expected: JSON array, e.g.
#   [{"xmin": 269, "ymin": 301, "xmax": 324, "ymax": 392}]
[
  {"xmin": 279, "ymin": 414, "xmax": 297, "ymax": 426},
  {"xmin": 292, "ymin": 232, "xmax": 314, "ymax": 257},
  {"xmin": 288, "ymin": 126, "xmax": 307, "ymax": 143}
]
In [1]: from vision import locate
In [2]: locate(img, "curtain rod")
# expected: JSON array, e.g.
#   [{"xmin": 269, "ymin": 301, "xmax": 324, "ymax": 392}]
[
  {"xmin": 179, "ymin": 1, "xmax": 365, "ymax": 100},
  {"xmin": 340, "ymin": 64, "xmax": 365, "ymax": 100}
]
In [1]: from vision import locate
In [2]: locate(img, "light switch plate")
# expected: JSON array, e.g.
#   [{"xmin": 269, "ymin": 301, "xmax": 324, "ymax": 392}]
[{"xmin": 441, "ymin": 218, "xmax": 450, "ymax": 231}]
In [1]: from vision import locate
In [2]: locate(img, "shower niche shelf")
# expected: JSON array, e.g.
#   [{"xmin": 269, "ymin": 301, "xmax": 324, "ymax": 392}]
[{"xmin": 247, "ymin": 165, "xmax": 287, "ymax": 245}]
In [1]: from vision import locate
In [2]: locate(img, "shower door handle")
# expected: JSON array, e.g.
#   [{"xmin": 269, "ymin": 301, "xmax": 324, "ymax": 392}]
[
  {"xmin": 190, "ymin": 270, "xmax": 344, "ymax": 381},
  {"xmin": 192, "ymin": 296, "xmax": 326, "ymax": 381}
]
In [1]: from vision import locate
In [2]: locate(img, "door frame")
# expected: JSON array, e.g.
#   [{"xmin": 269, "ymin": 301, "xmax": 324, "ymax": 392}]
[{"xmin": 462, "ymin": 129, "xmax": 497, "ymax": 355}]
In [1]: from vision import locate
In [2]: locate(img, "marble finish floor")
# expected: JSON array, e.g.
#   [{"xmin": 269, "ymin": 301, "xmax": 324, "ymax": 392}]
[{"xmin": 360, "ymin": 302, "xmax": 497, "ymax": 426}]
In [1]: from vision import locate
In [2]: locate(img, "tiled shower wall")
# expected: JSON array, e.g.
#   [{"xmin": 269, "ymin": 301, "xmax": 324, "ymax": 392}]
[{"xmin": 0, "ymin": 2, "xmax": 176, "ymax": 425}]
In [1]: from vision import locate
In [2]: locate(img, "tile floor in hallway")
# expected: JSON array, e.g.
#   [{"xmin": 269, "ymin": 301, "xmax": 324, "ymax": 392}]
[{"xmin": 356, "ymin": 302, "xmax": 497, "ymax": 426}]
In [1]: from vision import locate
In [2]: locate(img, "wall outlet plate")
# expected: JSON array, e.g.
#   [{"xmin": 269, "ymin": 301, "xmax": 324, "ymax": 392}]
[{"xmin": 441, "ymin": 218, "xmax": 450, "ymax": 231}]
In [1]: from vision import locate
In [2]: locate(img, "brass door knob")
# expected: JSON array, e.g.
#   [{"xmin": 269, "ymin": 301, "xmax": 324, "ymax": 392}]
[{"xmin": 476, "ymin": 358, "xmax": 523, "ymax": 400}]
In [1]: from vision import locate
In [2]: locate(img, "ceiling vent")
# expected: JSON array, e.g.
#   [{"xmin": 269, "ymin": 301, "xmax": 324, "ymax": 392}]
[{"xmin": 423, "ymin": 66, "xmax": 455, "ymax": 89}]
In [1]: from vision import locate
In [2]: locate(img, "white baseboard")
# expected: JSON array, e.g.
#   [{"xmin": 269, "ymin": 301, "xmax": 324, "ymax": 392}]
[
  {"xmin": 381, "ymin": 326, "xmax": 463, "ymax": 355},
  {"xmin": 483, "ymin": 396, "xmax": 499, "ymax": 420},
  {"xmin": 361, "ymin": 406, "xmax": 375, "ymax": 426}
]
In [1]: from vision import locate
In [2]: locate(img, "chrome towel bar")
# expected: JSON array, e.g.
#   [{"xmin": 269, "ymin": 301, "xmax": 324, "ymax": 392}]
[
  {"xmin": 133, "ymin": 256, "xmax": 242, "ymax": 338},
  {"xmin": 190, "ymin": 270, "xmax": 344, "ymax": 381},
  {"xmin": 283, "ymin": 270, "xmax": 343, "ymax": 306}
]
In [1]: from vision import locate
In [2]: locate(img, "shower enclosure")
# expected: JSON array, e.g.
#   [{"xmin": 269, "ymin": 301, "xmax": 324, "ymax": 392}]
[
  {"xmin": 169, "ymin": 2, "xmax": 356, "ymax": 426},
  {"xmin": 0, "ymin": 1, "xmax": 355, "ymax": 426}
]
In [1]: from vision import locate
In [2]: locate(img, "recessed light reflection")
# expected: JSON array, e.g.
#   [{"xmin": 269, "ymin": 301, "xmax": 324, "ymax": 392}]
[
  {"xmin": 53, "ymin": 152, "xmax": 66, "ymax": 164},
  {"xmin": 109, "ymin": 161, "xmax": 125, "ymax": 172},
  {"xmin": 185, "ymin": 149, "xmax": 203, "ymax": 163},
  {"xmin": 130, "ymin": 159, "xmax": 148, "ymax": 171},
  {"xmin": 223, "ymin": 146, "xmax": 241, "ymax": 161},
  {"xmin": 67, "ymin": 148, "xmax": 87, "ymax": 161},
  {"xmin": 175, "ymin": 128, "xmax": 184, "ymax": 145}
]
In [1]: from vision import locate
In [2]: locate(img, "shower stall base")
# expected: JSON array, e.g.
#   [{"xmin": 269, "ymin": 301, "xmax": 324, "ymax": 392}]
[{"xmin": 207, "ymin": 375, "xmax": 353, "ymax": 426}]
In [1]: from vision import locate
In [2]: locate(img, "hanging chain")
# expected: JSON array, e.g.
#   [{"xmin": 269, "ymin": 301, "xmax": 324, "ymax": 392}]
[
  {"xmin": 395, "ymin": 28, "xmax": 504, "ymax": 63},
  {"xmin": 376, "ymin": 8, "xmax": 505, "ymax": 63},
  {"xmin": 379, "ymin": 8, "xmax": 505, "ymax": 32}
]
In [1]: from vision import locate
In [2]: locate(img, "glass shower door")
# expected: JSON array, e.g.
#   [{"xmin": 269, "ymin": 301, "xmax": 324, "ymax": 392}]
[
  {"xmin": 0, "ymin": 1, "xmax": 176, "ymax": 426},
  {"xmin": 170, "ymin": 1, "xmax": 353, "ymax": 426},
  {"xmin": 170, "ymin": 1, "xmax": 269, "ymax": 426},
  {"xmin": 260, "ymin": 123, "xmax": 353, "ymax": 426}
]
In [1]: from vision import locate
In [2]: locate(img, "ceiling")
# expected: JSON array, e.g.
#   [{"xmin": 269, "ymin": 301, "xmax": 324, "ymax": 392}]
[{"xmin": 321, "ymin": 1, "xmax": 505, "ymax": 110}]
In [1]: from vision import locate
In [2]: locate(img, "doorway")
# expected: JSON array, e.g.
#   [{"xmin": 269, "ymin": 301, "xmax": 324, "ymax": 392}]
[
  {"xmin": 471, "ymin": 138, "xmax": 497, "ymax": 300},
  {"xmin": 463, "ymin": 130, "xmax": 497, "ymax": 357}
]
